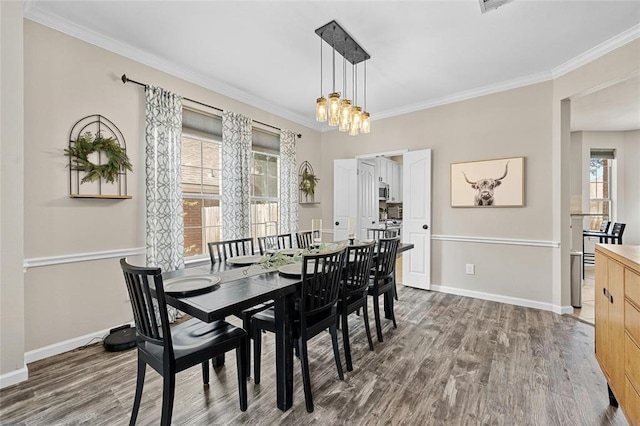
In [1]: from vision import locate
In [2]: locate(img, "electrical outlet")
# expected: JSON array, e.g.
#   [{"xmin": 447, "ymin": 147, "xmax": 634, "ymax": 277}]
[{"xmin": 465, "ymin": 264, "xmax": 475, "ymax": 275}]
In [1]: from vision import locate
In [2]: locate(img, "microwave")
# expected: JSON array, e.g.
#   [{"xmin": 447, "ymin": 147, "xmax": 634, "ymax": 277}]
[{"xmin": 378, "ymin": 182, "xmax": 389, "ymax": 201}]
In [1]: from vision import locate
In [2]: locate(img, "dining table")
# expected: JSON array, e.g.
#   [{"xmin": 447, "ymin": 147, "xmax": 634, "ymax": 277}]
[{"xmin": 162, "ymin": 240, "xmax": 414, "ymax": 412}]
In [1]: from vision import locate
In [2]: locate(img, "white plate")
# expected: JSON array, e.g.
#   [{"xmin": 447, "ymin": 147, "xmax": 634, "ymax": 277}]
[
  {"xmin": 278, "ymin": 248, "xmax": 303, "ymax": 256},
  {"xmin": 278, "ymin": 263, "xmax": 302, "ymax": 278},
  {"xmin": 163, "ymin": 275, "xmax": 221, "ymax": 297},
  {"xmin": 226, "ymin": 255, "xmax": 264, "ymax": 266}
]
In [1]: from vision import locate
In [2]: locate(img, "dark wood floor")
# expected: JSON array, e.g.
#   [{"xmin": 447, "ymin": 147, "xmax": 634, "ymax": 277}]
[{"xmin": 0, "ymin": 285, "xmax": 629, "ymax": 425}]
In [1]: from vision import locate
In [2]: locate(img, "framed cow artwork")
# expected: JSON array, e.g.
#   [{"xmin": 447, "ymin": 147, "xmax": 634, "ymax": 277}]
[{"xmin": 450, "ymin": 156, "xmax": 524, "ymax": 207}]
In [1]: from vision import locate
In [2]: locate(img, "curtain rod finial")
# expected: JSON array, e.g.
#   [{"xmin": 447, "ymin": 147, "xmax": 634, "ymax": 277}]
[
  {"xmin": 297, "ymin": 134, "xmax": 302, "ymax": 139},
  {"xmin": 121, "ymin": 74, "xmax": 128, "ymax": 84}
]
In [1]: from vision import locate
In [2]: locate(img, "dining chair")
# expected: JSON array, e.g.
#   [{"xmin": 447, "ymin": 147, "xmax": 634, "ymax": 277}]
[
  {"xmin": 257, "ymin": 233, "xmax": 294, "ymax": 255},
  {"xmin": 119, "ymin": 258, "xmax": 247, "ymax": 425},
  {"xmin": 208, "ymin": 237, "xmax": 255, "ymax": 264},
  {"xmin": 338, "ymin": 241, "xmax": 376, "ymax": 372},
  {"xmin": 582, "ymin": 221, "xmax": 611, "ymax": 270},
  {"xmin": 296, "ymin": 230, "xmax": 314, "ymax": 249},
  {"xmin": 208, "ymin": 237, "xmax": 269, "ymax": 377},
  {"xmin": 251, "ymin": 246, "xmax": 347, "ymax": 413},
  {"xmin": 369, "ymin": 237, "xmax": 400, "ymax": 342},
  {"xmin": 603, "ymin": 222, "xmax": 626, "ymax": 244}
]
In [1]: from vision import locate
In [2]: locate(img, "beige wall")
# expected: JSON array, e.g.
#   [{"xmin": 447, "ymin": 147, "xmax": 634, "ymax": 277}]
[
  {"xmin": 21, "ymin": 21, "xmax": 320, "ymax": 355},
  {"xmin": 0, "ymin": 1, "xmax": 26, "ymax": 384}
]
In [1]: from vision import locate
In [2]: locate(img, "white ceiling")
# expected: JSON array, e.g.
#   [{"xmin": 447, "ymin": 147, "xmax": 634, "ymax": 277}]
[{"xmin": 24, "ymin": 0, "xmax": 640, "ymax": 132}]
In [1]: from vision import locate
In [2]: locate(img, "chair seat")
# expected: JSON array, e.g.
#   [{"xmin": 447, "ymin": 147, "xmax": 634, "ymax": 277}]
[{"xmin": 140, "ymin": 318, "xmax": 246, "ymax": 373}]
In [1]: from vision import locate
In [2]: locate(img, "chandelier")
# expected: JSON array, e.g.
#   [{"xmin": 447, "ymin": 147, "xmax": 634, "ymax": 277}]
[{"xmin": 315, "ymin": 20, "xmax": 371, "ymax": 135}]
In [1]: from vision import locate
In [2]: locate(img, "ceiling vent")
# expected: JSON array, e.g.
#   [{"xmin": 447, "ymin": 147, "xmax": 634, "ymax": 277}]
[{"xmin": 479, "ymin": 0, "xmax": 514, "ymax": 13}]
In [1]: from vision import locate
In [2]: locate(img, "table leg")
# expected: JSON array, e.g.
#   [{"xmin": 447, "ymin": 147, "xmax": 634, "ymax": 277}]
[{"xmin": 274, "ymin": 292, "xmax": 294, "ymax": 411}]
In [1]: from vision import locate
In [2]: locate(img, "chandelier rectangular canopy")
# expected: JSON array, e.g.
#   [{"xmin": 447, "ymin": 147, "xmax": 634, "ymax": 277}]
[
  {"xmin": 315, "ymin": 20, "xmax": 371, "ymax": 135},
  {"xmin": 315, "ymin": 20, "xmax": 370, "ymax": 65}
]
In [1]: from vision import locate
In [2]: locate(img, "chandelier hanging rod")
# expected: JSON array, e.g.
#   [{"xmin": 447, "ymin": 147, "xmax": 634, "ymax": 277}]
[{"xmin": 314, "ymin": 20, "xmax": 370, "ymax": 65}]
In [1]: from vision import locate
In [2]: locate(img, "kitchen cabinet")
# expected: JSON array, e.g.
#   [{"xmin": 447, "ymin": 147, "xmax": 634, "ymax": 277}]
[
  {"xmin": 376, "ymin": 158, "xmax": 402, "ymax": 203},
  {"xmin": 595, "ymin": 244, "xmax": 640, "ymax": 425}
]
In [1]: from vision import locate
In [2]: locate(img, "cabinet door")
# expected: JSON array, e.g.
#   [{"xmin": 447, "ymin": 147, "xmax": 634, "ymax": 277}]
[
  {"xmin": 392, "ymin": 162, "xmax": 402, "ymax": 202},
  {"xmin": 377, "ymin": 158, "xmax": 387, "ymax": 183},
  {"xmin": 607, "ymin": 258, "xmax": 626, "ymax": 400},
  {"xmin": 595, "ymin": 251, "xmax": 609, "ymax": 373}
]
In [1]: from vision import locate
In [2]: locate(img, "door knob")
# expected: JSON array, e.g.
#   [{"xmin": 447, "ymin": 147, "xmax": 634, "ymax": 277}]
[
  {"xmin": 372, "ymin": 221, "xmax": 376, "ymax": 224},
  {"xmin": 422, "ymin": 225, "xmax": 429, "ymax": 230},
  {"xmin": 335, "ymin": 221, "xmax": 339, "ymax": 226}
]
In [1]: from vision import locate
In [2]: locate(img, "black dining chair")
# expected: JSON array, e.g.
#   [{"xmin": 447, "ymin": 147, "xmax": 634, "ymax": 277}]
[
  {"xmin": 367, "ymin": 228, "xmax": 399, "ymax": 240},
  {"xmin": 208, "ymin": 237, "xmax": 255, "ymax": 264},
  {"xmin": 251, "ymin": 247, "xmax": 347, "ymax": 413},
  {"xmin": 296, "ymin": 230, "xmax": 314, "ymax": 249},
  {"xmin": 119, "ymin": 258, "xmax": 247, "ymax": 425},
  {"xmin": 257, "ymin": 233, "xmax": 294, "ymax": 255},
  {"xmin": 602, "ymin": 222, "xmax": 626, "ymax": 244},
  {"xmin": 369, "ymin": 237, "xmax": 400, "ymax": 343},
  {"xmin": 338, "ymin": 241, "xmax": 376, "ymax": 371},
  {"xmin": 208, "ymin": 237, "xmax": 270, "ymax": 376}
]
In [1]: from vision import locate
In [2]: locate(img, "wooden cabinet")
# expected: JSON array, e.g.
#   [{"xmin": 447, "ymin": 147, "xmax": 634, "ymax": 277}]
[{"xmin": 595, "ymin": 244, "xmax": 640, "ymax": 425}]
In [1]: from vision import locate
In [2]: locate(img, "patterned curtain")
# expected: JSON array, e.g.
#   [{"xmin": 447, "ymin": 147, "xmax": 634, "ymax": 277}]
[
  {"xmin": 221, "ymin": 111, "xmax": 252, "ymax": 240},
  {"xmin": 279, "ymin": 130, "xmax": 298, "ymax": 234},
  {"xmin": 145, "ymin": 86, "xmax": 184, "ymax": 273}
]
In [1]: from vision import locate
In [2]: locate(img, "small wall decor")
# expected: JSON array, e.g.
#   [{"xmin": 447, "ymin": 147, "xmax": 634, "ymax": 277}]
[
  {"xmin": 298, "ymin": 160, "xmax": 319, "ymax": 203},
  {"xmin": 65, "ymin": 115, "xmax": 132, "ymax": 199},
  {"xmin": 451, "ymin": 156, "xmax": 524, "ymax": 207}
]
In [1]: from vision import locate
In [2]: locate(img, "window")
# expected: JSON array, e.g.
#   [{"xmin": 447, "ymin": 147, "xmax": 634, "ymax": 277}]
[
  {"xmin": 250, "ymin": 129, "xmax": 281, "ymax": 242},
  {"xmin": 181, "ymin": 110, "xmax": 222, "ymax": 259},
  {"xmin": 181, "ymin": 111, "xmax": 281, "ymax": 260},
  {"xmin": 588, "ymin": 149, "xmax": 614, "ymax": 230}
]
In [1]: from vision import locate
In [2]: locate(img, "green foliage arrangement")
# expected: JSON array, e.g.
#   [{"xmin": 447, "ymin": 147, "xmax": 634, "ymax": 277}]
[
  {"xmin": 299, "ymin": 168, "xmax": 319, "ymax": 196},
  {"xmin": 64, "ymin": 131, "xmax": 133, "ymax": 184}
]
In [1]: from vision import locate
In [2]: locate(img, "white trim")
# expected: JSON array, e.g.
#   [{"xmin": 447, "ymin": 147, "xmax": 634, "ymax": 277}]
[
  {"xmin": 431, "ymin": 234, "xmax": 560, "ymax": 248},
  {"xmin": 23, "ymin": 247, "xmax": 146, "ymax": 269},
  {"xmin": 430, "ymin": 284, "xmax": 573, "ymax": 315},
  {"xmin": 552, "ymin": 23, "xmax": 640, "ymax": 78},
  {"xmin": 0, "ymin": 365, "xmax": 29, "ymax": 389},
  {"xmin": 24, "ymin": 323, "xmax": 134, "ymax": 365}
]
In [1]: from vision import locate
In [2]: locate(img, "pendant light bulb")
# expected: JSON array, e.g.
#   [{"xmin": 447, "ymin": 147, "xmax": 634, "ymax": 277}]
[
  {"xmin": 339, "ymin": 99, "xmax": 351, "ymax": 132},
  {"xmin": 316, "ymin": 97, "xmax": 327, "ymax": 122},
  {"xmin": 349, "ymin": 106, "xmax": 362, "ymax": 136},
  {"xmin": 328, "ymin": 93, "xmax": 341, "ymax": 126},
  {"xmin": 361, "ymin": 111, "xmax": 370, "ymax": 133}
]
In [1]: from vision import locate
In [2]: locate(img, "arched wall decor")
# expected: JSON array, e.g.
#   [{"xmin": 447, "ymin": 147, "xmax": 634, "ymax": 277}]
[
  {"xmin": 66, "ymin": 114, "xmax": 132, "ymax": 199},
  {"xmin": 298, "ymin": 160, "xmax": 319, "ymax": 204}
]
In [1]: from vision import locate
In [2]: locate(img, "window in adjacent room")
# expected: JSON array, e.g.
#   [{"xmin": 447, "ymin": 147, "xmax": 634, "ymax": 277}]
[{"xmin": 588, "ymin": 148, "xmax": 614, "ymax": 230}]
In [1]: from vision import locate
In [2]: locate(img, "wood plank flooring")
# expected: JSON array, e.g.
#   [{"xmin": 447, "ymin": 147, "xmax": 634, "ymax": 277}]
[{"xmin": 0, "ymin": 284, "xmax": 629, "ymax": 425}]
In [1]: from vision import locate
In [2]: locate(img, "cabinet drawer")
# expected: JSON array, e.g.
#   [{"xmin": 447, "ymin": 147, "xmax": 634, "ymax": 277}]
[
  {"xmin": 627, "ymin": 268, "xmax": 640, "ymax": 307},
  {"xmin": 626, "ymin": 301, "xmax": 640, "ymax": 348},
  {"xmin": 625, "ymin": 377, "xmax": 640, "ymax": 426},
  {"xmin": 626, "ymin": 332, "xmax": 640, "ymax": 394}
]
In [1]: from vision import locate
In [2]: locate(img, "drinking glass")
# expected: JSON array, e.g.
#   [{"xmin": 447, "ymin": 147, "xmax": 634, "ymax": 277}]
[{"xmin": 311, "ymin": 219, "xmax": 323, "ymax": 245}]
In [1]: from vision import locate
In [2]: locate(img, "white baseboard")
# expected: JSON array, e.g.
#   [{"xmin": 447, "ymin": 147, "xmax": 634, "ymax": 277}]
[
  {"xmin": 430, "ymin": 284, "xmax": 572, "ymax": 315},
  {"xmin": 24, "ymin": 323, "xmax": 132, "ymax": 364},
  {"xmin": 0, "ymin": 365, "xmax": 28, "ymax": 389}
]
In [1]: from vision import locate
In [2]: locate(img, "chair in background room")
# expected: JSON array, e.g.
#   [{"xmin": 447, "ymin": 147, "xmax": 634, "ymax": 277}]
[
  {"xmin": 338, "ymin": 241, "xmax": 376, "ymax": 371},
  {"xmin": 368, "ymin": 237, "xmax": 400, "ymax": 342},
  {"xmin": 367, "ymin": 228, "xmax": 399, "ymax": 240},
  {"xmin": 251, "ymin": 247, "xmax": 347, "ymax": 413},
  {"xmin": 119, "ymin": 258, "xmax": 247, "ymax": 426},
  {"xmin": 257, "ymin": 233, "xmax": 294, "ymax": 255},
  {"xmin": 602, "ymin": 222, "xmax": 626, "ymax": 244},
  {"xmin": 207, "ymin": 237, "xmax": 255, "ymax": 264},
  {"xmin": 296, "ymin": 230, "xmax": 314, "ymax": 249}
]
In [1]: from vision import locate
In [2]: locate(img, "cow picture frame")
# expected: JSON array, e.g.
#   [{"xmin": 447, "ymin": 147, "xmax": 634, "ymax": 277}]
[{"xmin": 450, "ymin": 156, "xmax": 524, "ymax": 207}]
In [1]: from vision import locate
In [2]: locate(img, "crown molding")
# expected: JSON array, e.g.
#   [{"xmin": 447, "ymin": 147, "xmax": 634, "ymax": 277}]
[
  {"xmin": 23, "ymin": 5, "xmax": 322, "ymax": 132},
  {"xmin": 373, "ymin": 70, "xmax": 553, "ymax": 122},
  {"xmin": 552, "ymin": 23, "xmax": 640, "ymax": 78}
]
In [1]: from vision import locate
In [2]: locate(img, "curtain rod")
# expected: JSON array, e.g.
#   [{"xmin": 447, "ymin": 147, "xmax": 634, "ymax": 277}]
[{"xmin": 121, "ymin": 74, "xmax": 301, "ymax": 138}]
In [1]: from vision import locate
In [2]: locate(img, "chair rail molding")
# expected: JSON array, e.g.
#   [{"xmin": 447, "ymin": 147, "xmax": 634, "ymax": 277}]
[
  {"xmin": 23, "ymin": 247, "xmax": 146, "ymax": 270},
  {"xmin": 430, "ymin": 234, "xmax": 560, "ymax": 248}
]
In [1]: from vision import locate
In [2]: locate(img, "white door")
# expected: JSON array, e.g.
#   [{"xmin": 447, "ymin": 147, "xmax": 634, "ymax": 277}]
[
  {"xmin": 402, "ymin": 149, "xmax": 432, "ymax": 289},
  {"xmin": 333, "ymin": 159, "xmax": 357, "ymax": 241},
  {"xmin": 358, "ymin": 161, "xmax": 377, "ymax": 239}
]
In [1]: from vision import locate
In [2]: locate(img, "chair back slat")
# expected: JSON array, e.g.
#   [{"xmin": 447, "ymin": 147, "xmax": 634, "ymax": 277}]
[
  {"xmin": 296, "ymin": 231, "xmax": 314, "ymax": 249},
  {"xmin": 299, "ymin": 248, "xmax": 346, "ymax": 321},
  {"xmin": 343, "ymin": 242, "xmax": 375, "ymax": 299},
  {"xmin": 208, "ymin": 238, "xmax": 255, "ymax": 263},
  {"xmin": 120, "ymin": 259, "xmax": 172, "ymax": 353},
  {"xmin": 373, "ymin": 238, "xmax": 400, "ymax": 285},
  {"xmin": 257, "ymin": 234, "xmax": 294, "ymax": 255}
]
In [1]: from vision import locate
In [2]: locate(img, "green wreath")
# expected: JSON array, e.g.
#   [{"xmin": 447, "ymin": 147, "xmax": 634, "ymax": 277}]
[{"xmin": 64, "ymin": 131, "xmax": 133, "ymax": 184}]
